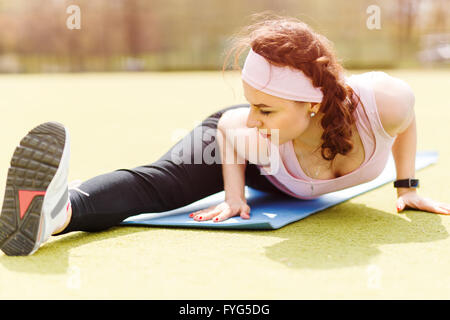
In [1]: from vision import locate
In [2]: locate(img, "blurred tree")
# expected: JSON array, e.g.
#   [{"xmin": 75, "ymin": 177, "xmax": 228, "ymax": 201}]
[
  {"xmin": 123, "ymin": 0, "xmax": 139, "ymax": 57},
  {"xmin": 0, "ymin": 0, "xmax": 447, "ymax": 72},
  {"xmin": 397, "ymin": 0, "xmax": 418, "ymax": 59}
]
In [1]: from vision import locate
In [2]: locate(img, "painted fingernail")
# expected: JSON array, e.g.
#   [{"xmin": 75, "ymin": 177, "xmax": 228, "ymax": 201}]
[
  {"xmin": 189, "ymin": 213, "xmax": 194, "ymax": 217},
  {"xmin": 198, "ymin": 216, "xmax": 202, "ymax": 220},
  {"xmin": 214, "ymin": 217, "xmax": 219, "ymax": 222}
]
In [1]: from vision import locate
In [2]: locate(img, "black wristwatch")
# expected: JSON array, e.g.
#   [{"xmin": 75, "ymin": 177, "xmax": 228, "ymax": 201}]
[{"xmin": 393, "ymin": 178, "xmax": 420, "ymax": 188}]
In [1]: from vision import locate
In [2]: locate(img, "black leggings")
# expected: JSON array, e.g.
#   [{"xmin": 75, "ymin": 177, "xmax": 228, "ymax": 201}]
[{"xmin": 60, "ymin": 103, "xmax": 285, "ymax": 234}]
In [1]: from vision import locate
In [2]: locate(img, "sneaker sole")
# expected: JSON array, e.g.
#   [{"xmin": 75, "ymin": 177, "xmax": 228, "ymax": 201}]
[{"xmin": 0, "ymin": 122, "xmax": 66, "ymax": 256}]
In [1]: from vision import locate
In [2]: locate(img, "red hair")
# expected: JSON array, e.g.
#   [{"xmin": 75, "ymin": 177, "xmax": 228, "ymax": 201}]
[{"xmin": 222, "ymin": 12, "xmax": 363, "ymax": 161}]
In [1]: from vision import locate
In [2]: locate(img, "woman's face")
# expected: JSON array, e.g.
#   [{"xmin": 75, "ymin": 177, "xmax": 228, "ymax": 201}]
[{"xmin": 243, "ymin": 80, "xmax": 317, "ymax": 145}]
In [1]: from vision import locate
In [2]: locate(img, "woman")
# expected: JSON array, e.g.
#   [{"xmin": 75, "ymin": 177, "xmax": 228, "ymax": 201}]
[{"xmin": 1, "ymin": 14, "xmax": 449, "ymax": 256}]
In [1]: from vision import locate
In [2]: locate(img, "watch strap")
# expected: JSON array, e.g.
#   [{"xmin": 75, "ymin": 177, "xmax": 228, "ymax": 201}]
[{"xmin": 393, "ymin": 179, "xmax": 419, "ymax": 188}]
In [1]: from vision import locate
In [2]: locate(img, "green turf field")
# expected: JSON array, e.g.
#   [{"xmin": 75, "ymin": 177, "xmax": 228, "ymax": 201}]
[{"xmin": 0, "ymin": 69, "xmax": 449, "ymax": 299}]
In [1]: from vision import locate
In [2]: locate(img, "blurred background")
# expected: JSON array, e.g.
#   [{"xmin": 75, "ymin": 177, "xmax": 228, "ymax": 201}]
[
  {"xmin": 0, "ymin": 0, "xmax": 448, "ymax": 73},
  {"xmin": 1, "ymin": 0, "xmax": 450, "ymax": 300}
]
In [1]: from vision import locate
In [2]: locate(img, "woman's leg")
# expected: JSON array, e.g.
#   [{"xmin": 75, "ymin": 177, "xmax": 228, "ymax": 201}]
[{"xmin": 58, "ymin": 103, "xmax": 283, "ymax": 234}]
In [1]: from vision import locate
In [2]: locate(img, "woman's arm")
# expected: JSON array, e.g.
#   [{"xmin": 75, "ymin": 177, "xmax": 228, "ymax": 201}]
[
  {"xmin": 374, "ymin": 74, "xmax": 450, "ymax": 214},
  {"xmin": 391, "ymin": 112, "xmax": 417, "ymax": 197},
  {"xmin": 216, "ymin": 107, "xmax": 270, "ymax": 198},
  {"xmin": 373, "ymin": 72, "xmax": 417, "ymax": 196},
  {"xmin": 393, "ymin": 112, "xmax": 450, "ymax": 214},
  {"xmin": 187, "ymin": 108, "xmax": 260, "ymax": 222},
  {"xmin": 188, "ymin": 131, "xmax": 250, "ymax": 221},
  {"xmin": 216, "ymin": 125, "xmax": 247, "ymax": 201},
  {"xmin": 377, "ymin": 76, "xmax": 417, "ymax": 197}
]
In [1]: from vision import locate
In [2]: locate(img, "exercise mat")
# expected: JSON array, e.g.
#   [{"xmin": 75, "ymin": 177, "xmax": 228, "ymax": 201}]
[{"xmin": 121, "ymin": 151, "xmax": 438, "ymax": 230}]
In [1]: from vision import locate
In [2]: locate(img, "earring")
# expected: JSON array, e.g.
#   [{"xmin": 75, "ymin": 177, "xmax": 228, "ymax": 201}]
[{"xmin": 310, "ymin": 112, "xmax": 316, "ymax": 118}]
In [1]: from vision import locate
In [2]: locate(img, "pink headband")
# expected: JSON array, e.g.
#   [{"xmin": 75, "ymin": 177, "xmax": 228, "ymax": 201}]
[{"xmin": 241, "ymin": 48, "xmax": 324, "ymax": 103}]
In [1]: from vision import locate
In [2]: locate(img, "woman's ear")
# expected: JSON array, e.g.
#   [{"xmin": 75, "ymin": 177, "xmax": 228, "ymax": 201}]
[{"xmin": 310, "ymin": 103, "xmax": 321, "ymax": 113}]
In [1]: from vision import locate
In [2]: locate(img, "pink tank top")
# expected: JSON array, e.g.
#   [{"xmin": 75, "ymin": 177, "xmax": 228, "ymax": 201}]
[{"xmin": 256, "ymin": 71, "xmax": 397, "ymax": 199}]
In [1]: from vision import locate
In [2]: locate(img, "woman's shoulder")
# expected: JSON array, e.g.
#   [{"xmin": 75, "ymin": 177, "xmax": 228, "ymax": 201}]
[
  {"xmin": 217, "ymin": 106, "xmax": 272, "ymax": 166},
  {"xmin": 369, "ymin": 71, "xmax": 415, "ymax": 137}
]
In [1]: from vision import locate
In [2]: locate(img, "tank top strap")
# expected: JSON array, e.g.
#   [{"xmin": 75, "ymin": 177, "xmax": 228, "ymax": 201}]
[{"xmin": 346, "ymin": 72, "xmax": 396, "ymax": 142}]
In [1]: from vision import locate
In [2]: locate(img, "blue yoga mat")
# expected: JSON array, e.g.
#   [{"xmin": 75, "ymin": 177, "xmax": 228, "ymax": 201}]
[{"xmin": 121, "ymin": 151, "xmax": 438, "ymax": 230}]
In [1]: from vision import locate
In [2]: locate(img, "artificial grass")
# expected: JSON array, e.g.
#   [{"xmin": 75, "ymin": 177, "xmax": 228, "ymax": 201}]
[{"xmin": 0, "ymin": 69, "xmax": 449, "ymax": 299}]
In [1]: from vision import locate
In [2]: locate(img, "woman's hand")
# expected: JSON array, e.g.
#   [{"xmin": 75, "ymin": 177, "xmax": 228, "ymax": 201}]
[
  {"xmin": 397, "ymin": 190, "xmax": 450, "ymax": 215},
  {"xmin": 189, "ymin": 198, "xmax": 251, "ymax": 222}
]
